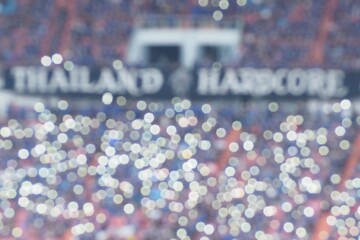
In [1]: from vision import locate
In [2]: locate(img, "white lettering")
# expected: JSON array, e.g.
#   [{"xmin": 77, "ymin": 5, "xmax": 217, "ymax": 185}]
[
  {"xmin": 197, "ymin": 68, "xmax": 220, "ymax": 95},
  {"xmin": 327, "ymin": 69, "xmax": 347, "ymax": 97},
  {"xmin": 272, "ymin": 69, "xmax": 288, "ymax": 95},
  {"xmin": 287, "ymin": 69, "xmax": 308, "ymax": 96},
  {"xmin": 12, "ymin": 67, "xmax": 27, "ymax": 92},
  {"xmin": 307, "ymin": 68, "xmax": 326, "ymax": 97},
  {"xmin": 238, "ymin": 68, "xmax": 256, "ymax": 95},
  {"xmin": 48, "ymin": 68, "xmax": 69, "ymax": 93},
  {"xmin": 123, "ymin": 69, "xmax": 141, "ymax": 96},
  {"xmin": 219, "ymin": 68, "xmax": 241, "ymax": 94},
  {"xmin": 140, "ymin": 68, "xmax": 164, "ymax": 94},
  {"xmin": 253, "ymin": 69, "xmax": 273, "ymax": 96},
  {"xmin": 96, "ymin": 68, "xmax": 117, "ymax": 93}
]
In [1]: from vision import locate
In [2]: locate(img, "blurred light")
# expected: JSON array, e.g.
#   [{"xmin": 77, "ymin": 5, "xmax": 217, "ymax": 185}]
[
  {"xmin": 213, "ymin": 10, "xmax": 223, "ymax": 21},
  {"xmin": 102, "ymin": 92, "xmax": 113, "ymax": 105},
  {"xmin": 41, "ymin": 56, "xmax": 51, "ymax": 66},
  {"xmin": 199, "ymin": 0, "xmax": 208, "ymax": 7},
  {"xmin": 219, "ymin": 0, "xmax": 229, "ymax": 9},
  {"xmin": 112, "ymin": 59, "xmax": 123, "ymax": 70},
  {"xmin": 64, "ymin": 61, "xmax": 74, "ymax": 71},
  {"xmin": 237, "ymin": 0, "xmax": 247, "ymax": 6},
  {"xmin": 52, "ymin": 53, "xmax": 63, "ymax": 64}
]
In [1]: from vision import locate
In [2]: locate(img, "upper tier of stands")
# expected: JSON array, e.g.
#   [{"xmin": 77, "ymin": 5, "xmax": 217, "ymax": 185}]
[{"xmin": 0, "ymin": 0, "xmax": 358, "ymax": 69}]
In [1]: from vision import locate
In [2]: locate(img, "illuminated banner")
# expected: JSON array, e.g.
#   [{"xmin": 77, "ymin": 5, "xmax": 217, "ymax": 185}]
[{"xmin": 0, "ymin": 66, "xmax": 358, "ymax": 99}]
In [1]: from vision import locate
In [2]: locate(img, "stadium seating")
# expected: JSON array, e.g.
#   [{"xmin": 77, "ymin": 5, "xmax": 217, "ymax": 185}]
[
  {"xmin": 0, "ymin": 0, "xmax": 359, "ymax": 68},
  {"xmin": 1, "ymin": 1, "xmax": 360, "ymax": 239},
  {"xmin": 0, "ymin": 99, "xmax": 358, "ymax": 239}
]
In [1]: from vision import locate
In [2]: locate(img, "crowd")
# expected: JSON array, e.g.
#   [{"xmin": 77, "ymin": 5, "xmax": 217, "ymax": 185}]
[
  {"xmin": 0, "ymin": 0, "xmax": 52, "ymax": 65},
  {"xmin": 0, "ymin": 97, "xmax": 359, "ymax": 239},
  {"xmin": 0, "ymin": 0, "xmax": 360, "ymax": 68},
  {"xmin": 2, "ymin": 0, "xmax": 360, "ymax": 239},
  {"xmin": 324, "ymin": 1, "xmax": 360, "ymax": 70}
]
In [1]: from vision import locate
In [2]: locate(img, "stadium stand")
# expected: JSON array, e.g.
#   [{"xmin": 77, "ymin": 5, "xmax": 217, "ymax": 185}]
[
  {"xmin": 0, "ymin": 99, "xmax": 358, "ymax": 239},
  {"xmin": 1, "ymin": 1, "xmax": 360, "ymax": 239},
  {"xmin": 0, "ymin": 0, "xmax": 359, "ymax": 68}
]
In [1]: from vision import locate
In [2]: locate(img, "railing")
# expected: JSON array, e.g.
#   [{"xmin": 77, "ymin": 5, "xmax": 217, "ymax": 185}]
[{"xmin": 134, "ymin": 14, "xmax": 243, "ymax": 29}]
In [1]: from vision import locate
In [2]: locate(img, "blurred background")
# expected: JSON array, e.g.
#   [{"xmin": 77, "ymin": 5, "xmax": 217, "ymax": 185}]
[{"xmin": 0, "ymin": 0, "xmax": 360, "ymax": 239}]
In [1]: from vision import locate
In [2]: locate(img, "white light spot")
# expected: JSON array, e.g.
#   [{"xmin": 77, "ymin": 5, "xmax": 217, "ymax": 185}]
[
  {"xmin": 41, "ymin": 56, "xmax": 51, "ymax": 66},
  {"xmin": 51, "ymin": 53, "xmax": 63, "ymax": 64}
]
